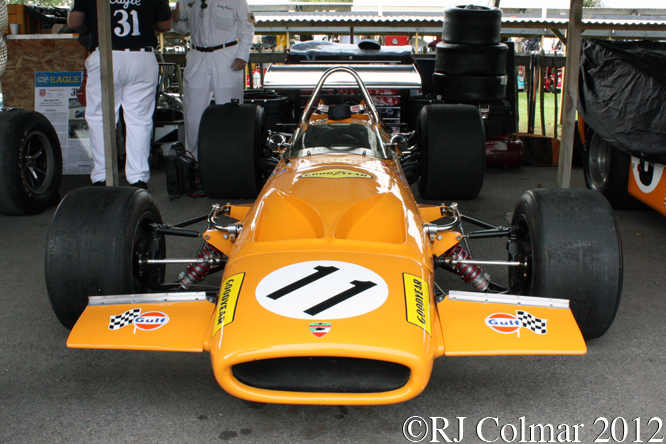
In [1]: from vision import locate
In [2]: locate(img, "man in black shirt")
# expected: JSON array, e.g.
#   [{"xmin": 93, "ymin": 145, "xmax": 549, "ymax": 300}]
[{"xmin": 68, "ymin": 0, "xmax": 172, "ymax": 188}]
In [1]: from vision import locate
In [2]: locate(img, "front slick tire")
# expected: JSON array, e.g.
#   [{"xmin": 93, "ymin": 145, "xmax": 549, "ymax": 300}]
[
  {"xmin": 198, "ymin": 103, "xmax": 266, "ymax": 199},
  {"xmin": 417, "ymin": 104, "xmax": 485, "ymax": 200},
  {"xmin": 509, "ymin": 189, "xmax": 622, "ymax": 339},
  {"xmin": 45, "ymin": 187, "xmax": 165, "ymax": 329}
]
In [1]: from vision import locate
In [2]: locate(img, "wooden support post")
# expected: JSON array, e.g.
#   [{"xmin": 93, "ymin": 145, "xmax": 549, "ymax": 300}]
[
  {"xmin": 527, "ymin": 52, "xmax": 538, "ymax": 134},
  {"xmin": 97, "ymin": 0, "xmax": 118, "ymax": 186},
  {"xmin": 553, "ymin": 83, "xmax": 559, "ymax": 139},
  {"xmin": 539, "ymin": 52, "xmax": 546, "ymax": 136},
  {"xmin": 558, "ymin": 0, "xmax": 583, "ymax": 188}
]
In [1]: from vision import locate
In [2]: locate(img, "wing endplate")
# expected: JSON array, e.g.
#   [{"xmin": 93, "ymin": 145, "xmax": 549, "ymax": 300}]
[
  {"xmin": 438, "ymin": 291, "xmax": 586, "ymax": 356},
  {"xmin": 67, "ymin": 293, "xmax": 215, "ymax": 352}
]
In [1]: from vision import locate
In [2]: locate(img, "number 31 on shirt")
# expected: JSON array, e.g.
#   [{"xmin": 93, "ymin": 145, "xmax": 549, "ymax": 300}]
[{"xmin": 114, "ymin": 10, "xmax": 141, "ymax": 37}]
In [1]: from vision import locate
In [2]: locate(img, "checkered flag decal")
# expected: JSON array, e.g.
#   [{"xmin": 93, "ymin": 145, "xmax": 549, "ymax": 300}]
[
  {"xmin": 108, "ymin": 308, "xmax": 141, "ymax": 330},
  {"xmin": 517, "ymin": 310, "xmax": 547, "ymax": 334}
]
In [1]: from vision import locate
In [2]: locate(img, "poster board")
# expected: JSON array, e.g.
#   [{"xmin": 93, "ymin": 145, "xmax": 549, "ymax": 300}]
[{"xmin": 34, "ymin": 71, "xmax": 93, "ymax": 175}]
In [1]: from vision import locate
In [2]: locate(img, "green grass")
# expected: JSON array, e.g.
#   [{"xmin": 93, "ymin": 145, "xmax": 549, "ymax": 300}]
[{"xmin": 517, "ymin": 91, "xmax": 562, "ymax": 138}]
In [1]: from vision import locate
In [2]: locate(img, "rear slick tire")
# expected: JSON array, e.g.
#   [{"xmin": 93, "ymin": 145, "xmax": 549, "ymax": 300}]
[
  {"xmin": 198, "ymin": 103, "xmax": 267, "ymax": 199},
  {"xmin": 417, "ymin": 104, "xmax": 485, "ymax": 200}
]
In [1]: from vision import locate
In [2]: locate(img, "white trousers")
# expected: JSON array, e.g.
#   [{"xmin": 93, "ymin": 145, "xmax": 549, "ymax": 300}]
[
  {"xmin": 183, "ymin": 47, "xmax": 244, "ymax": 159},
  {"xmin": 85, "ymin": 49, "xmax": 159, "ymax": 184}
]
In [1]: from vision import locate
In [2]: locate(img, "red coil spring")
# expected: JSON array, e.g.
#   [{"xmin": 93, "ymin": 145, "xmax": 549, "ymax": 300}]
[
  {"xmin": 180, "ymin": 243, "xmax": 222, "ymax": 290},
  {"xmin": 445, "ymin": 244, "xmax": 490, "ymax": 292}
]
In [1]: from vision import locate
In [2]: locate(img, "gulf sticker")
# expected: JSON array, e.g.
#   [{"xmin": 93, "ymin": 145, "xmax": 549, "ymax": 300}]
[
  {"xmin": 300, "ymin": 169, "xmax": 373, "ymax": 179},
  {"xmin": 485, "ymin": 311, "xmax": 547, "ymax": 337},
  {"xmin": 134, "ymin": 311, "xmax": 170, "ymax": 331},
  {"xmin": 403, "ymin": 273, "xmax": 431, "ymax": 336},
  {"xmin": 108, "ymin": 308, "xmax": 169, "ymax": 333},
  {"xmin": 213, "ymin": 273, "xmax": 245, "ymax": 337},
  {"xmin": 485, "ymin": 313, "xmax": 521, "ymax": 334}
]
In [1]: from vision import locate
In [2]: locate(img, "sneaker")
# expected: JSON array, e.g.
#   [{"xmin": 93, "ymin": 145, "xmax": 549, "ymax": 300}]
[{"xmin": 131, "ymin": 181, "xmax": 148, "ymax": 190}]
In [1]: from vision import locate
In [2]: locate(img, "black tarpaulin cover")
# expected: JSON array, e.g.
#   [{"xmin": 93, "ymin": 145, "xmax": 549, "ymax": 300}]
[{"xmin": 578, "ymin": 38, "xmax": 666, "ymax": 163}]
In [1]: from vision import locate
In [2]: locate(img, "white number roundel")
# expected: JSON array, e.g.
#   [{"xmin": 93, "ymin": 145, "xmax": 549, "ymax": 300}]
[
  {"xmin": 255, "ymin": 261, "xmax": 389, "ymax": 320},
  {"xmin": 632, "ymin": 157, "xmax": 664, "ymax": 194}
]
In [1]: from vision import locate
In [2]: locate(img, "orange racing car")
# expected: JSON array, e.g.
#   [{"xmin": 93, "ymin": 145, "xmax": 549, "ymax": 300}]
[{"xmin": 45, "ymin": 67, "xmax": 622, "ymax": 405}]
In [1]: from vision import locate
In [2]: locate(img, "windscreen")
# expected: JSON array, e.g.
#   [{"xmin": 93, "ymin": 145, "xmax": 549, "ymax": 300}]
[{"xmin": 288, "ymin": 122, "xmax": 390, "ymax": 159}]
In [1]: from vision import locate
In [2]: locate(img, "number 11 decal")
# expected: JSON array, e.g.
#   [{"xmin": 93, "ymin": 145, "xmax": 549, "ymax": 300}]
[{"xmin": 256, "ymin": 261, "xmax": 388, "ymax": 320}]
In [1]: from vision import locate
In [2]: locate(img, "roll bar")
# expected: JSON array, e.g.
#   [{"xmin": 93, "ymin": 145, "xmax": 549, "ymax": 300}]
[{"xmin": 299, "ymin": 66, "xmax": 382, "ymax": 126}]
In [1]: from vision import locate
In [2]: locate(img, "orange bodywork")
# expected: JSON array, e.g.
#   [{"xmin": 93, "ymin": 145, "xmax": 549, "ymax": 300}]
[
  {"xmin": 628, "ymin": 157, "xmax": 666, "ymax": 216},
  {"xmin": 69, "ymin": 114, "xmax": 586, "ymax": 405},
  {"xmin": 204, "ymin": 152, "xmax": 445, "ymax": 404}
]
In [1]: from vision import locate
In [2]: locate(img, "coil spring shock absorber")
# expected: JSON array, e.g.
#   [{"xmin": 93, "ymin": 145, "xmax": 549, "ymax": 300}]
[
  {"xmin": 180, "ymin": 242, "xmax": 224, "ymax": 290},
  {"xmin": 443, "ymin": 244, "xmax": 490, "ymax": 292}
]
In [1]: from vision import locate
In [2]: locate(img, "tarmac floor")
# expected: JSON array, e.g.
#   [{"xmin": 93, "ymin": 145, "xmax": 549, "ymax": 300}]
[{"xmin": 1, "ymin": 165, "xmax": 665, "ymax": 443}]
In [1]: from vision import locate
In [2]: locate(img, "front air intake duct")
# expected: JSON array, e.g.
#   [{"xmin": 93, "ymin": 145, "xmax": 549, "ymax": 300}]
[{"xmin": 232, "ymin": 357, "xmax": 410, "ymax": 393}]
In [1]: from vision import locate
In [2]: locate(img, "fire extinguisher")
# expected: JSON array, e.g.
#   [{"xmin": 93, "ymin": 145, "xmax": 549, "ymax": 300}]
[{"xmin": 252, "ymin": 68, "xmax": 261, "ymax": 89}]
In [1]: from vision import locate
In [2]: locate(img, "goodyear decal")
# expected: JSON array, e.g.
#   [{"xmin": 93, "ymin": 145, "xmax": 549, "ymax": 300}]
[
  {"xmin": 403, "ymin": 273, "xmax": 431, "ymax": 336},
  {"xmin": 300, "ymin": 169, "xmax": 373, "ymax": 179},
  {"xmin": 213, "ymin": 273, "xmax": 245, "ymax": 337}
]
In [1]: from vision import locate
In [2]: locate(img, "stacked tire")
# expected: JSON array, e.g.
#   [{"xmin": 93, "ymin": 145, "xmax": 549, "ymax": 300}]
[
  {"xmin": 433, "ymin": 5, "xmax": 507, "ymax": 104},
  {"xmin": 0, "ymin": 0, "xmax": 7, "ymax": 77}
]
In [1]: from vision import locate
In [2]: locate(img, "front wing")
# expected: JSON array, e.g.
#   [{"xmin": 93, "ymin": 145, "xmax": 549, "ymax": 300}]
[
  {"xmin": 67, "ymin": 293, "xmax": 214, "ymax": 352},
  {"xmin": 437, "ymin": 291, "xmax": 586, "ymax": 356},
  {"xmin": 66, "ymin": 289, "xmax": 585, "ymax": 404}
]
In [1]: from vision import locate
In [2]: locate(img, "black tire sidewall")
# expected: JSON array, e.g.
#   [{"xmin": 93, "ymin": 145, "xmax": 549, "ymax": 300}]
[
  {"xmin": 433, "ymin": 72, "xmax": 508, "ymax": 103},
  {"xmin": 443, "ymin": 6, "xmax": 502, "ymax": 45},
  {"xmin": 199, "ymin": 104, "xmax": 267, "ymax": 199},
  {"xmin": 45, "ymin": 187, "xmax": 164, "ymax": 329},
  {"xmin": 0, "ymin": 110, "xmax": 62, "ymax": 215},
  {"xmin": 435, "ymin": 42, "xmax": 508, "ymax": 76},
  {"xmin": 510, "ymin": 189, "xmax": 623, "ymax": 339},
  {"xmin": 417, "ymin": 104, "xmax": 485, "ymax": 200}
]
